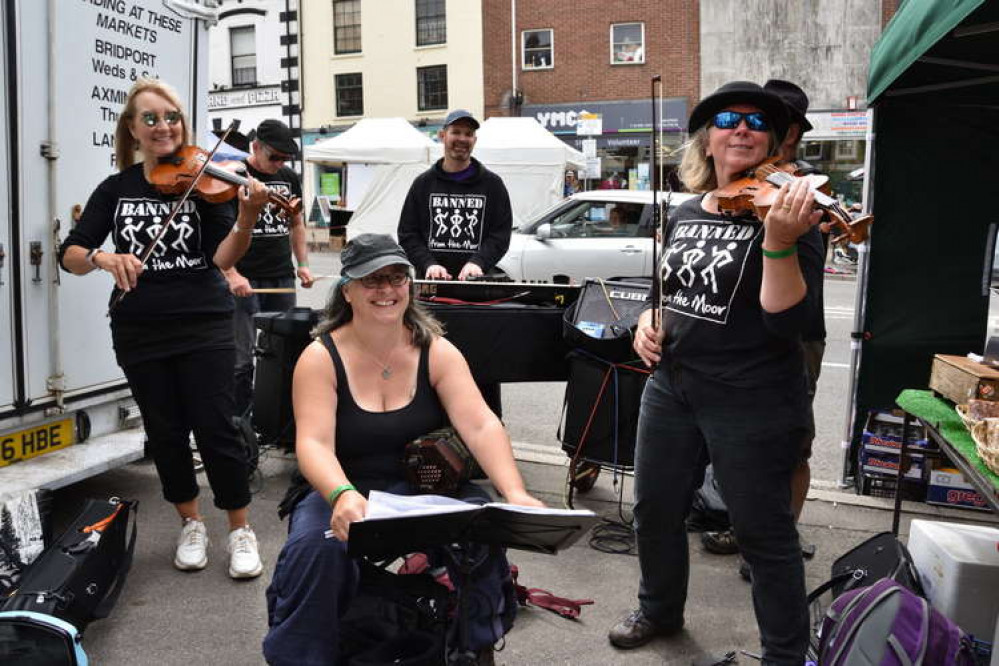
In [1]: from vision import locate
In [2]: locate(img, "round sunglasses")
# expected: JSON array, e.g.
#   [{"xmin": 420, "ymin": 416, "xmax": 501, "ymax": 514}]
[
  {"xmin": 712, "ymin": 110, "xmax": 769, "ymax": 132},
  {"xmin": 139, "ymin": 110, "xmax": 182, "ymax": 127}
]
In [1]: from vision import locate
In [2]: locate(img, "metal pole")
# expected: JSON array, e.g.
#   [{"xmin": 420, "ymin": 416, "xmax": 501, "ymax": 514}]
[{"xmin": 837, "ymin": 107, "xmax": 876, "ymax": 488}]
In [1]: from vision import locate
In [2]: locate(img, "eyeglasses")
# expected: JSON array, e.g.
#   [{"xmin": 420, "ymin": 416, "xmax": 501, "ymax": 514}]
[
  {"xmin": 358, "ymin": 272, "xmax": 410, "ymax": 289},
  {"xmin": 264, "ymin": 146, "xmax": 293, "ymax": 163},
  {"xmin": 712, "ymin": 110, "xmax": 769, "ymax": 132},
  {"xmin": 139, "ymin": 111, "xmax": 182, "ymax": 127}
]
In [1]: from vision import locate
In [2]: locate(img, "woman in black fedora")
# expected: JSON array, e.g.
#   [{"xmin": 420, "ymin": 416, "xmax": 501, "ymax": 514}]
[{"xmin": 608, "ymin": 81, "xmax": 825, "ymax": 665}]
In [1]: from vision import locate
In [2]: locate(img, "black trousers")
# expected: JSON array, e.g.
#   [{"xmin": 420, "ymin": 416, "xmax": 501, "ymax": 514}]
[{"xmin": 122, "ymin": 348, "xmax": 251, "ymax": 510}]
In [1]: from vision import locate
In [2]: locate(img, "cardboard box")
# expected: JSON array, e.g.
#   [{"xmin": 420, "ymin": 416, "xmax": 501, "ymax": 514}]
[
  {"xmin": 929, "ymin": 354, "xmax": 999, "ymax": 404},
  {"xmin": 861, "ymin": 410, "xmax": 932, "ymax": 454},
  {"xmin": 859, "ymin": 448, "xmax": 926, "ymax": 479},
  {"xmin": 925, "ymin": 468, "xmax": 990, "ymax": 510}
]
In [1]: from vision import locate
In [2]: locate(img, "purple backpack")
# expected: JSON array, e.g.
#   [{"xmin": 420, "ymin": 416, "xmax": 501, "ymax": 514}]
[{"xmin": 818, "ymin": 578, "xmax": 976, "ymax": 665}]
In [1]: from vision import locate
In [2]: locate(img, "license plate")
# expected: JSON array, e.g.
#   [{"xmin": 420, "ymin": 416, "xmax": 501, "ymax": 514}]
[{"xmin": 0, "ymin": 417, "xmax": 75, "ymax": 468}]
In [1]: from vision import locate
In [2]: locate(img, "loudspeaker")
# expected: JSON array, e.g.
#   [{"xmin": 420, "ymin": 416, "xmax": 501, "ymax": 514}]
[
  {"xmin": 560, "ymin": 352, "xmax": 649, "ymax": 469},
  {"xmin": 562, "ymin": 278, "xmax": 650, "ymax": 362},
  {"xmin": 252, "ymin": 307, "xmax": 319, "ymax": 450}
]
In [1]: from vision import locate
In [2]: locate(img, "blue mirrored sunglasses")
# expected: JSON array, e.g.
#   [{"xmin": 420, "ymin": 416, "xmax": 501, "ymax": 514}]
[{"xmin": 712, "ymin": 110, "xmax": 769, "ymax": 132}]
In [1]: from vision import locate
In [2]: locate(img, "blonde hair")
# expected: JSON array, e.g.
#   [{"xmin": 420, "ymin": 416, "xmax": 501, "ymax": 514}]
[
  {"xmin": 114, "ymin": 78, "xmax": 191, "ymax": 171},
  {"xmin": 678, "ymin": 125, "xmax": 781, "ymax": 194}
]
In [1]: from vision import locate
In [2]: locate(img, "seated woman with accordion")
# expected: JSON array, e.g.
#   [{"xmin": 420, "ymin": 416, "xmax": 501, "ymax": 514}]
[{"xmin": 263, "ymin": 233, "xmax": 543, "ymax": 666}]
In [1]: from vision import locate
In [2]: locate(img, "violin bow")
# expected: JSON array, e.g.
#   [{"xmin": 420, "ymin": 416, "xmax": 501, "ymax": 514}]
[
  {"xmin": 108, "ymin": 122, "xmax": 238, "ymax": 314},
  {"xmin": 650, "ymin": 75, "xmax": 663, "ymax": 332}
]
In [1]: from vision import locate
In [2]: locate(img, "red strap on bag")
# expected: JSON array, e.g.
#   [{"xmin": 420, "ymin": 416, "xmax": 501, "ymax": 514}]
[{"xmin": 510, "ymin": 565, "xmax": 594, "ymax": 620}]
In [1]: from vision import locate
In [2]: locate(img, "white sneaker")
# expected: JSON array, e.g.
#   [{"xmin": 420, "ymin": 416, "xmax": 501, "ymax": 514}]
[
  {"xmin": 174, "ymin": 518, "xmax": 208, "ymax": 571},
  {"xmin": 227, "ymin": 526, "xmax": 263, "ymax": 579}
]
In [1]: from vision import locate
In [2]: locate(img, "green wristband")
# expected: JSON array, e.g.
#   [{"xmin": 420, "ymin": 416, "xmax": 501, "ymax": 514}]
[
  {"xmin": 297, "ymin": 261, "xmax": 309, "ymax": 268},
  {"xmin": 761, "ymin": 245, "xmax": 797, "ymax": 259},
  {"xmin": 327, "ymin": 483, "xmax": 357, "ymax": 507}
]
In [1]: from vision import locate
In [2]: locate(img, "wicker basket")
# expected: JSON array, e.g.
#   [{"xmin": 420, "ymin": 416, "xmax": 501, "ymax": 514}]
[
  {"xmin": 970, "ymin": 420, "xmax": 999, "ymax": 476},
  {"xmin": 955, "ymin": 404, "xmax": 980, "ymax": 431}
]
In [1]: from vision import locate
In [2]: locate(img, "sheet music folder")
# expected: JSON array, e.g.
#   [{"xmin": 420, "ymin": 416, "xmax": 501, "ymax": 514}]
[{"xmin": 348, "ymin": 491, "xmax": 599, "ymax": 560}]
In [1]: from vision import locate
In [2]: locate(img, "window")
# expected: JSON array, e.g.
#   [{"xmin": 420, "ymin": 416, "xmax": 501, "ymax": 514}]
[
  {"xmin": 610, "ymin": 22, "xmax": 645, "ymax": 65},
  {"xmin": 333, "ymin": 0, "xmax": 361, "ymax": 54},
  {"xmin": 335, "ymin": 73, "xmax": 363, "ymax": 117},
  {"xmin": 417, "ymin": 65, "xmax": 447, "ymax": 111},
  {"xmin": 415, "ymin": 0, "xmax": 446, "ymax": 46},
  {"xmin": 230, "ymin": 26, "xmax": 256, "ymax": 86},
  {"xmin": 522, "ymin": 29, "xmax": 553, "ymax": 70},
  {"xmin": 546, "ymin": 201, "xmax": 644, "ymax": 239}
]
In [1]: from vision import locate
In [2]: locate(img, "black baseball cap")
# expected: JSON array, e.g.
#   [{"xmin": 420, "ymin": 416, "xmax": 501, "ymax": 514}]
[
  {"xmin": 764, "ymin": 79, "xmax": 814, "ymax": 132},
  {"xmin": 442, "ymin": 109, "xmax": 479, "ymax": 130},
  {"xmin": 340, "ymin": 234, "xmax": 413, "ymax": 279},
  {"xmin": 255, "ymin": 119, "xmax": 299, "ymax": 156},
  {"xmin": 687, "ymin": 81, "xmax": 789, "ymax": 138}
]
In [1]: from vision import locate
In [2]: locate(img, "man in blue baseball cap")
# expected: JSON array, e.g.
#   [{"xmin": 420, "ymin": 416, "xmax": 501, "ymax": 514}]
[
  {"xmin": 397, "ymin": 108, "xmax": 511, "ymax": 282},
  {"xmin": 397, "ymin": 108, "xmax": 513, "ymax": 418}
]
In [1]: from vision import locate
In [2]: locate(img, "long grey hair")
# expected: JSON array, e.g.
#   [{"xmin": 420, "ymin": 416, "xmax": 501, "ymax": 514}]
[{"xmin": 311, "ymin": 274, "xmax": 444, "ymax": 347}]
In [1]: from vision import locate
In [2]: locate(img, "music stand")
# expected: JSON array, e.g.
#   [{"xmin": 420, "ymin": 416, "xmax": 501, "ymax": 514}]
[{"xmin": 348, "ymin": 496, "xmax": 598, "ymax": 665}]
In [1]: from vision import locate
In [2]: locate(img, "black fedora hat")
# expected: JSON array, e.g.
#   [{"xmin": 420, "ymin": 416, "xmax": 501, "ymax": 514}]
[
  {"xmin": 687, "ymin": 81, "xmax": 790, "ymax": 138},
  {"xmin": 764, "ymin": 79, "xmax": 814, "ymax": 132}
]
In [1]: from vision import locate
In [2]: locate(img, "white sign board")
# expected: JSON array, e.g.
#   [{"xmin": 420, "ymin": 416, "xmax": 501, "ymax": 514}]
[{"xmin": 576, "ymin": 112, "xmax": 603, "ymax": 136}]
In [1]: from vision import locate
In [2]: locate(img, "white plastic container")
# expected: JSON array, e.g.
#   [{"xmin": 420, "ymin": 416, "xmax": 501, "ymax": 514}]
[{"xmin": 907, "ymin": 519, "xmax": 999, "ymax": 640}]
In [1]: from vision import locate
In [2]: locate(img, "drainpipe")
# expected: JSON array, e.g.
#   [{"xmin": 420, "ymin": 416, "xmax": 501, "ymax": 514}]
[{"xmin": 510, "ymin": 0, "xmax": 518, "ymax": 116}]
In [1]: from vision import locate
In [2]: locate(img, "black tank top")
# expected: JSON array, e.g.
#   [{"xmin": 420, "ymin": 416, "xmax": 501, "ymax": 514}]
[{"xmin": 320, "ymin": 333, "xmax": 446, "ymax": 493}]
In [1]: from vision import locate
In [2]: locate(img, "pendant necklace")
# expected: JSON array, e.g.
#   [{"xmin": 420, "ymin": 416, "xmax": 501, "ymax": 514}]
[{"xmin": 356, "ymin": 331, "xmax": 400, "ymax": 380}]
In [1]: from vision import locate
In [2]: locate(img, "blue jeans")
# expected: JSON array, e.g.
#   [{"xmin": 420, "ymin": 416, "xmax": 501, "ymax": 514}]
[
  {"xmin": 233, "ymin": 277, "xmax": 296, "ymax": 416},
  {"xmin": 634, "ymin": 365, "xmax": 809, "ymax": 665},
  {"xmin": 263, "ymin": 482, "xmax": 515, "ymax": 665}
]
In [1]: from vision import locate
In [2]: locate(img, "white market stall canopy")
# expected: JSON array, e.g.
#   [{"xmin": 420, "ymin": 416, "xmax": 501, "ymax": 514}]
[
  {"xmin": 304, "ymin": 117, "xmax": 440, "ymax": 165},
  {"xmin": 474, "ymin": 117, "xmax": 586, "ymax": 169}
]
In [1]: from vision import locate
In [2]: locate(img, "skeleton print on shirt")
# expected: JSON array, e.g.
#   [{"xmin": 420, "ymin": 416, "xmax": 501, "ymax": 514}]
[
  {"xmin": 249, "ymin": 180, "xmax": 293, "ymax": 237},
  {"xmin": 113, "ymin": 198, "xmax": 209, "ymax": 273},
  {"xmin": 660, "ymin": 216, "xmax": 761, "ymax": 324},
  {"xmin": 426, "ymin": 193, "xmax": 486, "ymax": 253}
]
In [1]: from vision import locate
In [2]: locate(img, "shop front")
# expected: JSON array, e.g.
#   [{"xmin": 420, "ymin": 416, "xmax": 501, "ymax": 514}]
[
  {"xmin": 522, "ymin": 98, "xmax": 688, "ymax": 192},
  {"xmin": 799, "ymin": 109, "xmax": 870, "ymax": 208}
]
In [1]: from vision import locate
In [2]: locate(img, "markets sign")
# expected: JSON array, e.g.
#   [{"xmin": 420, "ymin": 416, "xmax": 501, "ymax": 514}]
[
  {"xmin": 209, "ymin": 86, "xmax": 282, "ymax": 111},
  {"xmin": 525, "ymin": 98, "xmax": 687, "ymax": 135}
]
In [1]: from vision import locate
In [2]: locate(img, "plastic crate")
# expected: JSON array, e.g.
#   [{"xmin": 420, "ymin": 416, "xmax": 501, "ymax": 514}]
[{"xmin": 857, "ymin": 473, "xmax": 926, "ymax": 502}]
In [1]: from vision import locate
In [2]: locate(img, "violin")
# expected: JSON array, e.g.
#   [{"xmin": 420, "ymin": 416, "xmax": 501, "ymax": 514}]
[
  {"xmin": 149, "ymin": 145, "xmax": 302, "ymax": 219},
  {"xmin": 715, "ymin": 158, "xmax": 872, "ymax": 245}
]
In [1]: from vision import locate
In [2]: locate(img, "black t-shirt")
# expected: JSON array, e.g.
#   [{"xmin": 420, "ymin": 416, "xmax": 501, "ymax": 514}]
[
  {"xmin": 234, "ymin": 161, "xmax": 303, "ymax": 280},
  {"xmin": 397, "ymin": 158, "xmax": 512, "ymax": 276},
  {"xmin": 656, "ymin": 196, "xmax": 824, "ymax": 387},
  {"xmin": 59, "ymin": 163, "xmax": 237, "ymax": 365}
]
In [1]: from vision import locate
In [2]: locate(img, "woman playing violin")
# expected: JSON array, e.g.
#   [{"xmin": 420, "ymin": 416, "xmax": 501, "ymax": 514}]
[
  {"xmin": 608, "ymin": 81, "xmax": 824, "ymax": 665},
  {"xmin": 59, "ymin": 78, "xmax": 270, "ymax": 579}
]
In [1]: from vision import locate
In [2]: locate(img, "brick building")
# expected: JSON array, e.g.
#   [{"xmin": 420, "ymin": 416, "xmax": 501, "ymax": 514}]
[{"xmin": 482, "ymin": 0, "xmax": 699, "ymax": 188}]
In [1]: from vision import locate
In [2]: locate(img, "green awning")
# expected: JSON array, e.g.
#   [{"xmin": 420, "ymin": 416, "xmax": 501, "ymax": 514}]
[{"xmin": 868, "ymin": 0, "xmax": 993, "ymax": 104}]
